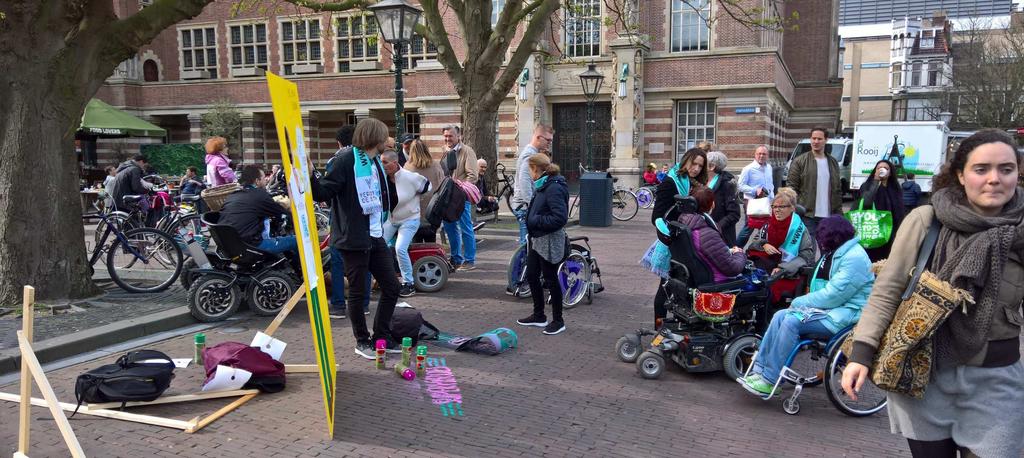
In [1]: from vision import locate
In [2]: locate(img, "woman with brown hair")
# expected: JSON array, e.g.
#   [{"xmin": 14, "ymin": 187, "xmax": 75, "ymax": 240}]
[
  {"xmin": 651, "ymin": 147, "xmax": 707, "ymax": 224},
  {"xmin": 405, "ymin": 139, "xmax": 445, "ymax": 243},
  {"xmin": 842, "ymin": 129, "xmax": 1024, "ymax": 457}
]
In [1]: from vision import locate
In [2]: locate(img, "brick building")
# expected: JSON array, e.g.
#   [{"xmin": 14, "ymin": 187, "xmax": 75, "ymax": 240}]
[{"xmin": 94, "ymin": 0, "xmax": 842, "ymax": 187}]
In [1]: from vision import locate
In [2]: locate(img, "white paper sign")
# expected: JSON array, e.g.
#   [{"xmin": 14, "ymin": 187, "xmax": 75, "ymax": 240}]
[
  {"xmin": 251, "ymin": 331, "xmax": 287, "ymax": 361},
  {"xmin": 171, "ymin": 358, "xmax": 191, "ymax": 368},
  {"xmin": 202, "ymin": 365, "xmax": 252, "ymax": 392}
]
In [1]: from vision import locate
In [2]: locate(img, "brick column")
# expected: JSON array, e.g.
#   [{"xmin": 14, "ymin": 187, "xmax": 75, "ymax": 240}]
[
  {"xmin": 240, "ymin": 113, "xmax": 262, "ymax": 165},
  {"xmin": 301, "ymin": 111, "xmax": 321, "ymax": 165},
  {"xmin": 187, "ymin": 114, "xmax": 203, "ymax": 145}
]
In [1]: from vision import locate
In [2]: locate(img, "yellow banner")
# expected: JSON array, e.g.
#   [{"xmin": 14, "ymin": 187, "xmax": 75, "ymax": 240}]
[{"xmin": 266, "ymin": 72, "xmax": 336, "ymax": 436}]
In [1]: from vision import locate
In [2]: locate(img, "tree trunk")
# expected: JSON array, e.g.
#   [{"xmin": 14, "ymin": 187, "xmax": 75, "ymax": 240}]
[{"xmin": 461, "ymin": 103, "xmax": 500, "ymax": 192}]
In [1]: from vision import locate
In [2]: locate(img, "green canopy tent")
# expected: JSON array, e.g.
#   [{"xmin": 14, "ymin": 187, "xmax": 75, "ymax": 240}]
[{"xmin": 77, "ymin": 99, "xmax": 166, "ymax": 169}]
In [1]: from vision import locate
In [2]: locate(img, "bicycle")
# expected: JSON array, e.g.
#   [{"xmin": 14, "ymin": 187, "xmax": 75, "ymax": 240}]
[
  {"xmin": 85, "ymin": 212, "xmax": 183, "ymax": 293},
  {"xmin": 567, "ymin": 164, "xmax": 640, "ymax": 222},
  {"xmin": 97, "ymin": 176, "xmax": 210, "ymax": 255}
]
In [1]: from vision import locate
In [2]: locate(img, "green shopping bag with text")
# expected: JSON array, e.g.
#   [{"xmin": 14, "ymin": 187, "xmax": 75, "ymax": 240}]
[{"xmin": 844, "ymin": 199, "xmax": 893, "ymax": 249}]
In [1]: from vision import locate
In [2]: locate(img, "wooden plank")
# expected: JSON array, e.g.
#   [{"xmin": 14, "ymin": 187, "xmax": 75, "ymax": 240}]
[
  {"xmin": 87, "ymin": 389, "xmax": 259, "ymax": 410},
  {"xmin": 18, "ymin": 285, "xmax": 34, "ymax": 456},
  {"xmin": 185, "ymin": 393, "xmax": 258, "ymax": 434},
  {"xmin": 263, "ymin": 286, "xmax": 304, "ymax": 337},
  {"xmin": 0, "ymin": 391, "xmax": 199, "ymax": 431},
  {"xmin": 285, "ymin": 364, "xmax": 339, "ymax": 374},
  {"xmin": 17, "ymin": 331, "xmax": 86, "ymax": 458}
]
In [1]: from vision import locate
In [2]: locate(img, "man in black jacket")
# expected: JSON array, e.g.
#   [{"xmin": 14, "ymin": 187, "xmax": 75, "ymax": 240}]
[
  {"xmin": 309, "ymin": 118, "xmax": 401, "ymax": 359},
  {"xmin": 218, "ymin": 165, "xmax": 296, "ymax": 254},
  {"xmin": 110, "ymin": 154, "xmax": 154, "ymax": 213}
]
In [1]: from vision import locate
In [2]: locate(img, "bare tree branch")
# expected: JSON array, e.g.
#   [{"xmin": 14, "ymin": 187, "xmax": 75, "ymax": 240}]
[{"xmin": 482, "ymin": 0, "xmax": 560, "ymax": 108}]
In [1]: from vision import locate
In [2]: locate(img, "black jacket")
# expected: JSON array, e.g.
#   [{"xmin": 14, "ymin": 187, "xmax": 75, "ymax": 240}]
[
  {"xmin": 310, "ymin": 147, "xmax": 398, "ymax": 251},
  {"xmin": 110, "ymin": 160, "xmax": 148, "ymax": 209},
  {"xmin": 218, "ymin": 186, "xmax": 286, "ymax": 245},
  {"xmin": 709, "ymin": 170, "xmax": 741, "ymax": 246},
  {"xmin": 526, "ymin": 175, "xmax": 569, "ymax": 239}
]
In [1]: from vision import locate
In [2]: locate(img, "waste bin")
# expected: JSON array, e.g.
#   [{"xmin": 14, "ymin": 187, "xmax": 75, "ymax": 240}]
[{"xmin": 578, "ymin": 171, "xmax": 613, "ymax": 227}]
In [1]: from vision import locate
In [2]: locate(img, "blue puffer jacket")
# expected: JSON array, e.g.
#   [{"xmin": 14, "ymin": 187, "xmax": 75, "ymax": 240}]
[{"xmin": 790, "ymin": 237, "xmax": 875, "ymax": 333}]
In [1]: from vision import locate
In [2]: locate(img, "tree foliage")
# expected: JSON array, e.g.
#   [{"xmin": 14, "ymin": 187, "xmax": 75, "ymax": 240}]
[{"xmin": 201, "ymin": 100, "xmax": 243, "ymax": 151}]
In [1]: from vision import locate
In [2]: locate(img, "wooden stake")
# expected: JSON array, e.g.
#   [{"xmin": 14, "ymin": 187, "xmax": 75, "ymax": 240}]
[
  {"xmin": 87, "ymin": 389, "xmax": 259, "ymax": 410},
  {"xmin": 185, "ymin": 393, "xmax": 257, "ymax": 434},
  {"xmin": 17, "ymin": 331, "xmax": 86, "ymax": 458},
  {"xmin": 263, "ymin": 286, "xmax": 304, "ymax": 337},
  {"xmin": 0, "ymin": 391, "xmax": 200, "ymax": 431},
  {"xmin": 17, "ymin": 285, "xmax": 34, "ymax": 456},
  {"xmin": 285, "ymin": 364, "xmax": 339, "ymax": 374}
]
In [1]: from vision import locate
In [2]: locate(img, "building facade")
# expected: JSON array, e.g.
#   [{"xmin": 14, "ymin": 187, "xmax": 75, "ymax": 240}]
[{"xmin": 95, "ymin": 0, "xmax": 843, "ymax": 187}]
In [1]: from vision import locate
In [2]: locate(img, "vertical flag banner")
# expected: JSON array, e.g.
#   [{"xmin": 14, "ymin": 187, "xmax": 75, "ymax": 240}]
[{"xmin": 266, "ymin": 72, "xmax": 336, "ymax": 436}]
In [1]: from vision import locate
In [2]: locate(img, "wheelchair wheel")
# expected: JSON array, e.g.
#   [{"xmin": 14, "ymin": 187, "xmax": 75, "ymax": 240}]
[
  {"xmin": 560, "ymin": 252, "xmax": 591, "ymax": 309},
  {"xmin": 723, "ymin": 335, "xmax": 760, "ymax": 381},
  {"xmin": 180, "ymin": 258, "xmax": 199, "ymax": 290},
  {"xmin": 787, "ymin": 343, "xmax": 825, "ymax": 388},
  {"xmin": 506, "ymin": 244, "xmax": 531, "ymax": 298},
  {"xmin": 783, "ymin": 395, "xmax": 801, "ymax": 415},
  {"xmin": 247, "ymin": 270, "xmax": 297, "ymax": 316},
  {"xmin": 824, "ymin": 333, "xmax": 888, "ymax": 417},
  {"xmin": 188, "ymin": 275, "xmax": 241, "ymax": 322},
  {"xmin": 615, "ymin": 334, "xmax": 642, "ymax": 363},
  {"xmin": 636, "ymin": 187, "xmax": 655, "ymax": 209},
  {"xmin": 636, "ymin": 351, "xmax": 665, "ymax": 379}
]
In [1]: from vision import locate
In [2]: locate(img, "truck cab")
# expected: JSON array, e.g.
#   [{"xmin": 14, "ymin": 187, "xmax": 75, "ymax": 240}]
[{"xmin": 780, "ymin": 138, "xmax": 854, "ymax": 196}]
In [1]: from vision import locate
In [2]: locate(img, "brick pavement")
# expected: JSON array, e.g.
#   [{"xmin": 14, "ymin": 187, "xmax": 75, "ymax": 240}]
[{"xmin": 0, "ymin": 210, "xmax": 910, "ymax": 457}]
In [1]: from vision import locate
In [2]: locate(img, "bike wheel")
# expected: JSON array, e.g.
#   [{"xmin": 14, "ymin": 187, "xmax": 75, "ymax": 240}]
[
  {"xmin": 825, "ymin": 333, "xmax": 888, "ymax": 417},
  {"xmin": 559, "ymin": 252, "xmax": 591, "ymax": 309},
  {"xmin": 167, "ymin": 213, "xmax": 211, "ymax": 253},
  {"xmin": 506, "ymin": 244, "xmax": 531, "ymax": 297},
  {"xmin": 315, "ymin": 209, "xmax": 330, "ymax": 248},
  {"xmin": 611, "ymin": 189, "xmax": 639, "ymax": 221},
  {"xmin": 106, "ymin": 228, "xmax": 183, "ymax": 293},
  {"xmin": 95, "ymin": 212, "xmax": 132, "ymax": 250}
]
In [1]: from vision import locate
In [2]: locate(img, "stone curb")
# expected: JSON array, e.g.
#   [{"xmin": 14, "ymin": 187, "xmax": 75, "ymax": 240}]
[{"xmin": 0, "ymin": 306, "xmax": 195, "ymax": 376}]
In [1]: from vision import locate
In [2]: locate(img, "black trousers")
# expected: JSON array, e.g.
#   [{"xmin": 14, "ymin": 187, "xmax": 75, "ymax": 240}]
[
  {"xmin": 340, "ymin": 237, "xmax": 400, "ymax": 344},
  {"xmin": 526, "ymin": 248, "xmax": 563, "ymax": 323},
  {"xmin": 654, "ymin": 279, "xmax": 667, "ymax": 321},
  {"xmin": 412, "ymin": 224, "xmax": 437, "ymax": 243}
]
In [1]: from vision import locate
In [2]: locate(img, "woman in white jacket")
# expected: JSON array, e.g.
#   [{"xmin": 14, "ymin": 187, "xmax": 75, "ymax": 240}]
[{"xmin": 382, "ymin": 149, "xmax": 432, "ymax": 297}]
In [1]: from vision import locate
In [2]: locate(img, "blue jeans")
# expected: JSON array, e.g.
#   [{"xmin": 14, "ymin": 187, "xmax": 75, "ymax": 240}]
[
  {"xmin": 328, "ymin": 246, "xmax": 370, "ymax": 311},
  {"xmin": 736, "ymin": 223, "xmax": 754, "ymax": 248},
  {"xmin": 442, "ymin": 202, "xmax": 476, "ymax": 265},
  {"xmin": 384, "ymin": 218, "xmax": 420, "ymax": 285},
  {"xmin": 753, "ymin": 309, "xmax": 834, "ymax": 382},
  {"xmin": 257, "ymin": 236, "xmax": 297, "ymax": 255},
  {"xmin": 513, "ymin": 207, "xmax": 528, "ymax": 246}
]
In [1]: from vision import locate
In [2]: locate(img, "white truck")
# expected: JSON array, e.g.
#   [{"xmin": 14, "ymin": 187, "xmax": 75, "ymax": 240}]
[{"xmin": 851, "ymin": 121, "xmax": 949, "ymax": 193}]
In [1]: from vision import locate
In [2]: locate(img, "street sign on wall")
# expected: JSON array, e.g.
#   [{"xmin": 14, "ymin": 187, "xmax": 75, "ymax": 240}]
[{"xmin": 266, "ymin": 72, "xmax": 337, "ymax": 436}]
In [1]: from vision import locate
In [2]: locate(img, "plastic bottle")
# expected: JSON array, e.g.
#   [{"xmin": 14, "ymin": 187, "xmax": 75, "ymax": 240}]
[
  {"xmin": 394, "ymin": 361, "xmax": 415, "ymax": 381},
  {"xmin": 401, "ymin": 337, "xmax": 413, "ymax": 366},
  {"xmin": 415, "ymin": 345, "xmax": 427, "ymax": 377},
  {"xmin": 193, "ymin": 333, "xmax": 205, "ymax": 365},
  {"xmin": 375, "ymin": 339, "xmax": 387, "ymax": 369}
]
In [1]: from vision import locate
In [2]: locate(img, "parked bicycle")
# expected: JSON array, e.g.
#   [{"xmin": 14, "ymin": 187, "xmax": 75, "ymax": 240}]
[
  {"xmin": 567, "ymin": 164, "xmax": 640, "ymax": 222},
  {"xmin": 85, "ymin": 212, "xmax": 183, "ymax": 293},
  {"xmin": 493, "ymin": 162, "xmax": 515, "ymax": 215}
]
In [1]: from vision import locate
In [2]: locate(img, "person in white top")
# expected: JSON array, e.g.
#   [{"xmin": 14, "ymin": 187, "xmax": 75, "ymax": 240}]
[
  {"xmin": 736, "ymin": 145, "xmax": 775, "ymax": 246},
  {"xmin": 381, "ymin": 150, "xmax": 431, "ymax": 298}
]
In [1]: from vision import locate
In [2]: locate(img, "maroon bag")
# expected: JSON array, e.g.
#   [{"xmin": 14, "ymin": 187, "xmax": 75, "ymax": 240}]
[{"xmin": 202, "ymin": 342, "xmax": 286, "ymax": 393}]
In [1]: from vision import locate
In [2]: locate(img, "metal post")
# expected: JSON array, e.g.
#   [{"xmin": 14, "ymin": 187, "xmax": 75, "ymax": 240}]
[
  {"xmin": 393, "ymin": 44, "xmax": 406, "ymax": 140},
  {"xmin": 585, "ymin": 99, "xmax": 595, "ymax": 170}
]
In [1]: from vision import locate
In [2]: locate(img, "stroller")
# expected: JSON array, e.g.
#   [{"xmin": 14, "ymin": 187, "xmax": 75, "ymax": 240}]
[{"xmin": 615, "ymin": 196, "xmax": 806, "ymax": 380}]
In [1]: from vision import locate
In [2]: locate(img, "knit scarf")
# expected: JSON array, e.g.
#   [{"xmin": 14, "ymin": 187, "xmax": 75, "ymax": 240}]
[
  {"xmin": 930, "ymin": 186, "xmax": 1024, "ymax": 364},
  {"xmin": 353, "ymin": 147, "xmax": 383, "ymax": 216},
  {"xmin": 667, "ymin": 164, "xmax": 691, "ymax": 197}
]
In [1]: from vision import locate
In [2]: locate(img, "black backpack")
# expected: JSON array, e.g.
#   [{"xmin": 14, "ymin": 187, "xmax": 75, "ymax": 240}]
[
  {"xmin": 425, "ymin": 177, "xmax": 467, "ymax": 227},
  {"xmin": 74, "ymin": 350, "xmax": 176, "ymax": 413}
]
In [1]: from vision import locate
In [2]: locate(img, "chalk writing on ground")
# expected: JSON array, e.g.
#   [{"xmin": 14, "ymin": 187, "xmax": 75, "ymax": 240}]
[{"xmin": 425, "ymin": 357, "xmax": 464, "ymax": 417}]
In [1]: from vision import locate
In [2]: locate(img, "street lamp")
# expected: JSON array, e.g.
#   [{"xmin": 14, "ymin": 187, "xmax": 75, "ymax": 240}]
[
  {"xmin": 369, "ymin": 0, "xmax": 423, "ymax": 140},
  {"xmin": 939, "ymin": 111, "xmax": 953, "ymax": 126},
  {"xmin": 578, "ymin": 62, "xmax": 604, "ymax": 170}
]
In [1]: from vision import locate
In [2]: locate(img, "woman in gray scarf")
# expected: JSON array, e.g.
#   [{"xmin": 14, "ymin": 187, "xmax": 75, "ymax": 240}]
[{"xmin": 842, "ymin": 129, "xmax": 1024, "ymax": 457}]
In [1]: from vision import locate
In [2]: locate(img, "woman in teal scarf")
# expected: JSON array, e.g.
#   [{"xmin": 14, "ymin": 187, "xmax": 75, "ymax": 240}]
[{"xmin": 747, "ymin": 187, "xmax": 816, "ymax": 276}]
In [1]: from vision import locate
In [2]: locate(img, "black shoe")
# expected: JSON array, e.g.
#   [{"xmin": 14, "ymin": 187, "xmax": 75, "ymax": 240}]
[
  {"xmin": 354, "ymin": 341, "xmax": 374, "ymax": 360},
  {"xmin": 517, "ymin": 314, "xmax": 547, "ymax": 327},
  {"xmin": 505, "ymin": 286, "xmax": 517, "ymax": 296},
  {"xmin": 329, "ymin": 306, "xmax": 346, "ymax": 319},
  {"xmin": 377, "ymin": 338, "xmax": 402, "ymax": 354},
  {"xmin": 543, "ymin": 321, "xmax": 566, "ymax": 335},
  {"xmin": 400, "ymin": 283, "xmax": 416, "ymax": 297}
]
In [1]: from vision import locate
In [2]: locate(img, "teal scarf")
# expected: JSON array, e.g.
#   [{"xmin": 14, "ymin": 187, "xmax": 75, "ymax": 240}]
[
  {"xmin": 707, "ymin": 173, "xmax": 720, "ymax": 191},
  {"xmin": 534, "ymin": 175, "xmax": 548, "ymax": 190},
  {"xmin": 353, "ymin": 147, "xmax": 386, "ymax": 220},
  {"xmin": 640, "ymin": 218, "xmax": 672, "ymax": 278},
  {"xmin": 667, "ymin": 164, "xmax": 691, "ymax": 197},
  {"xmin": 779, "ymin": 213, "xmax": 806, "ymax": 263}
]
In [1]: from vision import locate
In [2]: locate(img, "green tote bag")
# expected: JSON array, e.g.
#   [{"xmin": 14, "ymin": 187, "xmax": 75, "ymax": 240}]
[{"xmin": 844, "ymin": 199, "xmax": 893, "ymax": 249}]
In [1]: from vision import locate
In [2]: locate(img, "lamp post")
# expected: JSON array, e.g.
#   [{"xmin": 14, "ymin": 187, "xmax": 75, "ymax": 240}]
[
  {"xmin": 578, "ymin": 62, "xmax": 604, "ymax": 171},
  {"xmin": 939, "ymin": 111, "xmax": 953, "ymax": 126},
  {"xmin": 369, "ymin": 0, "xmax": 423, "ymax": 140}
]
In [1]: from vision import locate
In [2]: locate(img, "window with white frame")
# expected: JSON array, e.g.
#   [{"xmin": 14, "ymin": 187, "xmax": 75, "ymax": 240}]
[
  {"xmin": 891, "ymin": 62, "xmax": 903, "ymax": 87},
  {"xmin": 564, "ymin": 0, "xmax": 601, "ymax": 58},
  {"xmin": 927, "ymin": 61, "xmax": 941, "ymax": 86},
  {"xmin": 336, "ymin": 14, "xmax": 379, "ymax": 72},
  {"xmin": 403, "ymin": 32, "xmax": 437, "ymax": 69},
  {"xmin": 492, "ymin": 0, "xmax": 506, "ymax": 26},
  {"xmin": 675, "ymin": 100, "xmax": 716, "ymax": 158},
  {"xmin": 920, "ymin": 30, "xmax": 935, "ymax": 48},
  {"xmin": 229, "ymin": 23, "xmax": 268, "ymax": 71},
  {"xmin": 671, "ymin": 0, "xmax": 711, "ymax": 52},
  {"xmin": 280, "ymin": 18, "xmax": 322, "ymax": 75},
  {"xmin": 911, "ymin": 61, "xmax": 922, "ymax": 86},
  {"xmin": 180, "ymin": 26, "xmax": 218, "ymax": 78}
]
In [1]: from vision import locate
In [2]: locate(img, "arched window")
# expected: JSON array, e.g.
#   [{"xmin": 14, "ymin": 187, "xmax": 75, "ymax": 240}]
[{"xmin": 143, "ymin": 59, "xmax": 159, "ymax": 82}]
